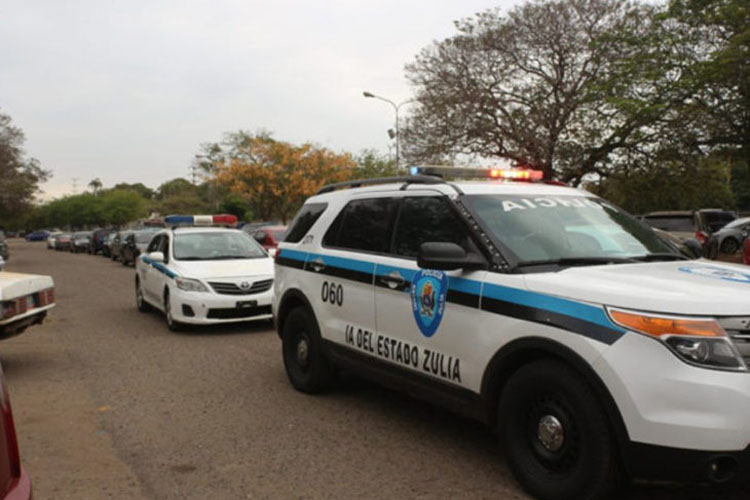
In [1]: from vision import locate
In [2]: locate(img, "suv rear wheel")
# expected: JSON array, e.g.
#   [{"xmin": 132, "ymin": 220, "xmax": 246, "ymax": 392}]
[
  {"xmin": 282, "ymin": 307, "xmax": 334, "ymax": 393},
  {"xmin": 498, "ymin": 359, "xmax": 620, "ymax": 500}
]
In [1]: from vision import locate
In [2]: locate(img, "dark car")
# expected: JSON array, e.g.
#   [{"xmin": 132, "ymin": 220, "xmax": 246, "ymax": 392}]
[
  {"xmin": 641, "ymin": 209, "xmax": 737, "ymax": 249},
  {"xmin": 120, "ymin": 228, "xmax": 159, "ymax": 266},
  {"xmin": 55, "ymin": 233, "xmax": 72, "ymax": 251},
  {"xmin": 0, "ymin": 231, "xmax": 8, "ymax": 262},
  {"xmin": 24, "ymin": 230, "xmax": 49, "ymax": 241},
  {"xmin": 70, "ymin": 231, "xmax": 93, "ymax": 253},
  {"xmin": 110, "ymin": 230, "xmax": 132, "ymax": 262},
  {"xmin": 88, "ymin": 228, "xmax": 110, "ymax": 255}
]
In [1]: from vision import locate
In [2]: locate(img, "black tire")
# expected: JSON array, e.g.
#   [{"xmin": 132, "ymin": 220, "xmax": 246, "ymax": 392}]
[
  {"xmin": 498, "ymin": 359, "xmax": 620, "ymax": 500},
  {"xmin": 135, "ymin": 277, "xmax": 151, "ymax": 313},
  {"xmin": 282, "ymin": 307, "xmax": 334, "ymax": 393},
  {"xmin": 163, "ymin": 289, "xmax": 185, "ymax": 331},
  {"xmin": 720, "ymin": 237, "xmax": 739, "ymax": 254}
]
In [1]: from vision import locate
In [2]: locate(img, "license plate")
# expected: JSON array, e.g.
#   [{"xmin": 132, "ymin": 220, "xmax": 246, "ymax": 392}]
[{"xmin": 236, "ymin": 300, "xmax": 257, "ymax": 309}]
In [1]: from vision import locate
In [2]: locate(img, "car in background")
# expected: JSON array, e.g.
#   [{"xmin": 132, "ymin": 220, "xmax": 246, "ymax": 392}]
[
  {"xmin": 704, "ymin": 216, "xmax": 750, "ymax": 259},
  {"xmin": 110, "ymin": 230, "xmax": 132, "ymax": 262},
  {"xmin": 23, "ymin": 230, "xmax": 49, "ymax": 242},
  {"xmin": 0, "ymin": 232, "xmax": 8, "ymax": 262},
  {"xmin": 0, "ymin": 360, "xmax": 32, "ymax": 500},
  {"xmin": 0, "ymin": 271, "xmax": 55, "ymax": 340},
  {"xmin": 101, "ymin": 231, "xmax": 117, "ymax": 257},
  {"xmin": 120, "ymin": 228, "xmax": 159, "ymax": 267},
  {"xmin": 47, "ymin": 231, "xmax": 63, "ymax": 250},
  {"xmin": 652, "ymin": 228, "xmax": 702, "ymax": 259},
  {"xmin": 247, "ymin": 225, "xmax": 287, "ymax": 256},
  {"xmin": 70, "ymin": 231, "xmax": 92, "ymax": 253},
  {"xmin": 54, "ymin": 233, "xmax": 72, "ymax": 251},
  {"xmin": 641, "ymin": 209, "xmax": 737, "ymax": 248},
  {"xmin": 88, "ymin": 228, "xmax": 110, "ymax": 255}
]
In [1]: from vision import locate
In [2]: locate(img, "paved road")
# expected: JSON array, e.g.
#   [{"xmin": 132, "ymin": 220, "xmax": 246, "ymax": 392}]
[{"xmin": 2, "ymin": 240, "xmax": 747, "ymax": 500}]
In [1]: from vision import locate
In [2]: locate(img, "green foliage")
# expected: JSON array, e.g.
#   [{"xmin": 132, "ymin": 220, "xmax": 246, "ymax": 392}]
[
  {"xmin": 593, "ymin": 157, "xmax": 735, "ymax": 214},
  {"xmin": 219, "ymin": 194, "xmax": 250, "ymax": 221},
  {"xmin": 0, "ymin": 109, "xmax": 50, "ymax": 229},
  {"xmin": 353, "ymin": 150, "xmax": 399, "ymax": 179}
]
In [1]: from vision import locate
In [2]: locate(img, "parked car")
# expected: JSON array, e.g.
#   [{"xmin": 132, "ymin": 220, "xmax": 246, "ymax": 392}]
[
  {"xmin": 0, "ymin": 360, "xmax": 32, "ymax": 500},
  {"xmin": 88, "ymin": 228, "xmax": 109, "ymax": 255},
  {"xmin": 101, "ymin": 231, "xmax": 117, "ymax": 257},
  {"xmin": 652, "ymin": 228, "xmax": 702, "ymax": 259},
  {"xmin": 705, "ymin": 216, "xmax": 750, "ymax": 257},
  {"xmin": 247, "ymin": 225, "xmax": 287, "ymax": 256},
  {"xmin": 120, "ymin": 228, "xmax": 159, "ymax": 267},
  {"xmin": 70, "ymin": 231, "xmax": 93, "ymax": 253},
  {"xmin": 0, "ymin": 271, "xmax": 55, "ymax": 340},
  {"xmin": 641, "ymin": 209, "xmax": 737, "ymax": 248},
  {"xmin": 110, "ymin": 231, "xmax": 132, "ymax": 261},
  {"xmin": 0, "ymin": 232, "xmax": 8, "ymax": 262},
  {"xmin": 47, "ymin": 231, "xmax": 63, "ymax": 250},
  {"xmin": 55, "ymin": 233, "xmax": 72, "ymax": 251},
  {"xmin": 23, "ymin": 230, "xmax": 49, "ymax": 241}
]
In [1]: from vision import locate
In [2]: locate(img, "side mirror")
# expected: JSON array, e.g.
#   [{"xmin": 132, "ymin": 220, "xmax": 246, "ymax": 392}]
[
  {"xmin": 147, "ymin": 251, "xmax": 165, "ymax": 263},
  {"xmin": 417, "ymin": 242, "xmax": 485, "ymax": 271}
]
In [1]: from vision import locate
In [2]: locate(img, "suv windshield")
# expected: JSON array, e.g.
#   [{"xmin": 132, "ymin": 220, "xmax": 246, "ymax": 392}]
[
  {"xmin": 465, "ymin": 195, "xmax": 677, "ymax": 266},
  {"xmin": 174, "ymin": 232, "xmax": 266, "ymax": 260}
]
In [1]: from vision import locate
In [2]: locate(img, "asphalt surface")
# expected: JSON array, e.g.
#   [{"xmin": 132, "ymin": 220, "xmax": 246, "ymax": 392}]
[{"xmin": 2, "ymin": 240, "xmax": 748, "ymax": 500}]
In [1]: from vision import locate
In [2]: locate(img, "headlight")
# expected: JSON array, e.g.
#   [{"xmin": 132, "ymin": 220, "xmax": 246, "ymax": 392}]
[
  {"xmin": 608, "ymin": 308, "xmax": 747, "ymax": 371},
  {"xmin": 175, "ymin": 277, "xmax": 208, "ymax": 293}
]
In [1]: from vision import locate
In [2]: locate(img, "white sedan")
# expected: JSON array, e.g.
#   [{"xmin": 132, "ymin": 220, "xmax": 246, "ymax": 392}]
[{"xmin": 135, "ymin": 221, "xmax": 274, "ymax": 331}]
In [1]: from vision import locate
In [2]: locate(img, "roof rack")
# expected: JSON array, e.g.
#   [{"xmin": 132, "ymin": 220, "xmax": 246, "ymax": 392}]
[{"xmin": 315, "ymin": 175, "xmax": 445, "ymax": 195}]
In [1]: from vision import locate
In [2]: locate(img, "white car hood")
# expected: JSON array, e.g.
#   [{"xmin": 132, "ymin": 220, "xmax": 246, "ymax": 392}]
[
  {"xmin": 0, "ymin": 272, "xmax": 54, "ymax": 301},
  {"xmin": 523, "ymin": 260, "xmax": 750, "ymax": 316},
  {"xmin": 171, "ymin": 258, "xmax": 274, "ymax": 280}
]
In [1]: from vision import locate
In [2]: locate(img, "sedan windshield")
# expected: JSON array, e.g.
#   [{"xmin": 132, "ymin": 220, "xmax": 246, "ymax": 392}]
[
  {"xmin": 464, "ymin": 194, "xmax": 678, "ymax": 266},
  {"xmin": 174, "ymin": 232, "xmax": 266, "ymax": 260}
]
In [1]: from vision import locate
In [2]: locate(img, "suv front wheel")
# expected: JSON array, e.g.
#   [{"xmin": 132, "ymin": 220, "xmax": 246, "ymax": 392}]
[
  {"xmin": 282, "ymin": 307, "xmax": 334, "ymax": 393},
  {"xmin": 498, "ymin": 359, "xmax": 620, "ymax": 500}
]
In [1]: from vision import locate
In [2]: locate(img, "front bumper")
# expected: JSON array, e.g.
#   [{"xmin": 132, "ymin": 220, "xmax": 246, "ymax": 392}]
[
  {"xmin": 624, "ymin": 441, "xmax": 750, "ymax": 484},
  {"xmin": 168, "ymin": 288, "xmax": 273, "ymax": 325}
]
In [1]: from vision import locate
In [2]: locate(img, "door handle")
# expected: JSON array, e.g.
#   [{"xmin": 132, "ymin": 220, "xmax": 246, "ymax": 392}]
[
  {"xmin": 309, "ymin": 258, "xmax": 326, "ymax": 272},
  {"xmin": 380, "ymin": 272, "xmax": 406, "ymax": 289}
]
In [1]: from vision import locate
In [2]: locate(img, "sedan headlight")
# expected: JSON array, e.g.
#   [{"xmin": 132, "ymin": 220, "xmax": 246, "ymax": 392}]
[
  {"xmin": 608, "ymin": 308, "xmax": 747, "ymax": 371},
  {"xmin": 175, "ymin": 277, "xmax": 208, "ymax": 293}
]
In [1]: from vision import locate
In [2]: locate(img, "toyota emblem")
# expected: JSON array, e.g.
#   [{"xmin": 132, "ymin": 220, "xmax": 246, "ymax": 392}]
[{"xmin": 240, "ymin": 281, "xmax": 251, "ymax": 290}]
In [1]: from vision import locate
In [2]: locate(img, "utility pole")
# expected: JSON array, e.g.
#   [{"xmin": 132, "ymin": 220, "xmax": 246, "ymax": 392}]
[
  {"xmin": 71, "ymin": 177, "xmax": 79, "ymax": 194},
  {"xmin": 362, "ymin": 91, "xmax": 415, "ymax": 170}
]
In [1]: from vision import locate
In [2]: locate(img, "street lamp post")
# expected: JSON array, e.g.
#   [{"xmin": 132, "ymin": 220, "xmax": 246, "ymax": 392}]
[{"xmin": 363, "ymin": 91, "xmax": 414, "ymax": 170}]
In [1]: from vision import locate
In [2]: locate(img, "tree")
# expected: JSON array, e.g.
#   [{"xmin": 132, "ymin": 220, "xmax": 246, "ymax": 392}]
[
  {"xmin": 88, "ymin": 178, "xmax": 103, "ymax": 195},
  {"xmin": 215, "ymin": 133, "xmax": 355, "ymax": 223},
  {"xmin": 403, "ymin": 0, "xmax": 669, "ymax": 183},
  {"xmin": 0, "ymin": 109, "xmax": 50, "ymax": 226},
  {"xmin": 110, "ymin": 182, "xmax": 155, "ymax": 200},
  {"xmin": 353, "ymin": 150, "xmax": 399, "ymax": 179}
]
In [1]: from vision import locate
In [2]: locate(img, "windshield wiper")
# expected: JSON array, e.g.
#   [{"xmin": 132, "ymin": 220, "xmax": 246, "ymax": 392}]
[
  {"xmin": 630, "ymin": 253, "xmax": 689, "ymax": 262},
  {"xmin": 516, "ymin": 256, "xmax": 638, "ymax": 268}
]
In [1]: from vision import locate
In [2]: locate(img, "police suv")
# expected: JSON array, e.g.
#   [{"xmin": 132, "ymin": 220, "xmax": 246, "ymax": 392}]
[
  {"xmin": 135, "ymin": 215, "xmax": 274, "ymax": 330},
  {"xmin": 273, "ymin": 167, "xmax": 750, "ymax": 500}
]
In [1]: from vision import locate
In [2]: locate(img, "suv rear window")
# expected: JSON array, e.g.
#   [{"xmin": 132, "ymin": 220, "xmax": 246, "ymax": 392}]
[
  {"xmin": 285, "ymin": 203, "xmax": 327, "ymax": 243},
  {"xmin": 642, "ymin": 216, "xmax": 694, "ymax": 232},
  {"xmin": 323, "ymin": 198, "xmax": 399, "ymax": 253}
]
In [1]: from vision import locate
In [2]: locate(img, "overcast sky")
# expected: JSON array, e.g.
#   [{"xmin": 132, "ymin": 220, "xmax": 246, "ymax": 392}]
[{"xmin": 1, "ymin": 0, "xmax": 518, "ymax": 199}]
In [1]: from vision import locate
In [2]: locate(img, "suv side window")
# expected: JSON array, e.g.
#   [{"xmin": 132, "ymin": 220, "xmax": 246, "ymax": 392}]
[
  {"xmin": 392, "ymin": 196, "xmax": 474, "ymax": 258},
  {"xmin": 323, "ymin": 198, "xmax": 399, "ymax": 253},
  {"xmin": 285, "ymin": 203, "xmax": 328, "ymax": 243},
  {"xmin": 158, "ymin": 235, "xmax": 170, "ymax": 263},
  {"xmin": 147, "ymin": 235, "xmax": 162, "ymax": 253}
]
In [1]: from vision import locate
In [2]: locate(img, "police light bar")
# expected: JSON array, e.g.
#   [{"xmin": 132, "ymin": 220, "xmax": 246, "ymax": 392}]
[
  {"xmin": 409, "ymin": 165, "xmax": 543, "ymax": 181},
  {"xmin": 164, "ymin": 214, "xmax": 238, "ymax": 227}
]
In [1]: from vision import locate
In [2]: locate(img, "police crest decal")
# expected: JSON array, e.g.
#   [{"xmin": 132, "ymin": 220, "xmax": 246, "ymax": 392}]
[{"xmin": 411, "ymin": 269, "xmax": 448, "ymax": 337}]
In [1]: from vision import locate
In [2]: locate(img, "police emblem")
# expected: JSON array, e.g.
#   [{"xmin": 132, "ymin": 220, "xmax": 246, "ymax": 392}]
[
  {"xmin": 678, "ymin": 265, "xmax": 750, "ymax": 284},
  {"xmin": 410, "ymin": 269, "xmax": 448, "ymax": 337}
]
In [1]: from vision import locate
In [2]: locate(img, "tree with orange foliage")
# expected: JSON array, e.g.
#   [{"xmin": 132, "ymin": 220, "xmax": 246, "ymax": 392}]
[{"xmin": 215, "ymin": 133, "xmax": 355, "ymax": 223}]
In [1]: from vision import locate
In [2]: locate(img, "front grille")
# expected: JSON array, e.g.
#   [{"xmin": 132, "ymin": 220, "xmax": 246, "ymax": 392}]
[
  {"xmin": 207, "ymin": 305, "xmax": 272, "ymax": 319},
  {"xmin": 208, "ymin": 279, "xmax": 273, "ymax": 295},
  {"xmin": 717, "ymin": 317, "xmax": 750, "ymax": 364}
]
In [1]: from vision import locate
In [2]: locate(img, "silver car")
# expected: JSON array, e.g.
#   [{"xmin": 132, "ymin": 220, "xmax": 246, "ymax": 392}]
[{"xmin": 709, "ymin": 216, "xmax": 750, "ymax": 254}]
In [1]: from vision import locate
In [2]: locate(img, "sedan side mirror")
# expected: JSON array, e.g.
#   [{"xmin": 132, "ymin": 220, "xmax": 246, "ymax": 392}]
[
  {"xmin": 147, "ymin": 251, "xmax": 165, "ymax": 263},
  {"xmin": 417, "ymin": 242, "xmax": 486, "ymax": 271}
]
